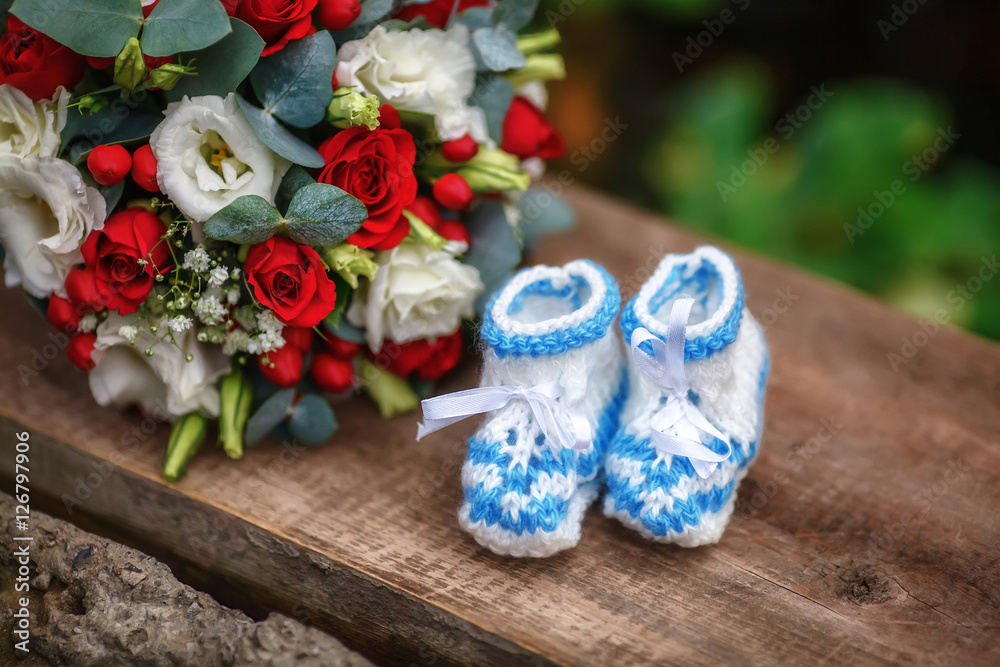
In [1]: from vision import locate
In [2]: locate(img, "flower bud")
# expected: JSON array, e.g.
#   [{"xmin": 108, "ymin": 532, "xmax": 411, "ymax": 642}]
[
  {"xmin": 320, "ymin": 243, "xmax": 377, "ymax": 289},
  {"xmin": 131, "ymin": 144, "xmax": 160, "ymax": 192},
  {"xmin": 65, "ymin": 267, "xmax": 104, "ymax": 312},
  {"xmin": 163, "ymin": 412, "xmax": 208, "ymax": 482},
  {"xmin": 516, "ymin": 28, "xmax": 562, "ymax": 56},
  {"xmin": 47, "ymin": 295, "xmax": 80, "ymax": 333},
  {"xmin": 459, "ymin": 147, "xmax": 532, "ymax": 191},
  {"xmin": 501, "ymin": 97, "xmax": 564, "ymax": 160},
  {"xmin": 441, "ymin": 134, "xmax": 479, "ymax": 163},
  {"xmin": 358, "ymin": 358, "xmax": 419, "ymax": 419},
  {"xmin": 67, "ymin": 332, "xmax": 97, "ymax": 370},
  {"xmin": 258, "ymin": 345, "xmax": 304, "ymax": 388},
  {"xmin": 318, "ymin": 0, "xmax": 362, "ymax": 31},
  {"xmin": 326, "ymin": 87, "xmax": 380, "ymax": 130},
  {"xmin": 505, "ymin": 53, "xmax": 566, "ymax": 88},
  {"xmin": 218, "ymin": 367, "xmax": 253, "ymax": 460},
  {"xmin": 87, "ymin": 144, "xmax": 132, "ymax": 186},
  {"xmin": 310, "ymin": 352, "xmax": 355, "ymax": 393},
  {"xmin": 114, "ymin": 37, "xmax": 147, "ymax": 91},
  {"xmin": 147, "ymin": 62, "xmax": 194, "ymax": 91},
  {"xmin": 433, "ymin": 173, "xmax": 473, "ymax": 210}
]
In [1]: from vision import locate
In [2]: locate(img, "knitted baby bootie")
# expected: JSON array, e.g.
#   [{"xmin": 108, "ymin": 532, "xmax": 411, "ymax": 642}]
[
  {"xmin": 603, "ymin": 246, "xmax": 769, "ymax": 547},
  {"xmin": 420, "ymin": 260, "xmax": 627, "ymax": 557}
]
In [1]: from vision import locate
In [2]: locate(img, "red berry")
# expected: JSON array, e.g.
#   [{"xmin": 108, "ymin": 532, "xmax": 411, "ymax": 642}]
[
  {"xmin": 87, "ymin": 144, "xmax": 132, "ymax": 187},
  {"xmin": 324, "ymin": 336, "xmax": 361, "ymax": 358},
  {"xmin": 433, "ymin": 173, "xmax": 473, "ymax": 210},
  {"xmin": 258, "ymin": 345, "xmax": 304, "ymax": 388},
  {"xmin": 67, "ymin": 333, "xmax": 97, "ymax": 371},
  {"xmin": 441, "ymin": 134, "xmax": 478, "ymax": 162},
  {"xmin": 331, "ymin": 69, "xmax": 339, "ymax": 90},
  {"xmin": 64, "ymin": 267, "xmax": 104, "ymax": 312},
  {"xmin": 310, "ymin": 352, "xmax": 355, "ymax": 394},
  {"xmin": 283, "ymin": 326, "xmax": 314, "ymax": 352},
  {"xmin": 437, "ymin": 220, "xmax": 471, "ymax": 245},
  {"xmin": 317, "ymin": 0, "xmax": 362, "ymax": 30},
  {"xmin": 47, "ymin": 295, "xmax": 80, "ymax": 332},
  {"xmin": 379, "ymin": 104, "xmax": 401, "ymax": 130},
  {"xmin": 131, "ymin": 144, "xmax": 159, "ymax": 192}
]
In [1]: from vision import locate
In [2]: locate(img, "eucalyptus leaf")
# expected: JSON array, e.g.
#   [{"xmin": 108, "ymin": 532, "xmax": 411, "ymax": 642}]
[
  {"xmin": 352, "ymin": 0, "xmax": 394, "ymax": 27},
  {"xmin": 141, "ymin": 0, "xmax": 231, "ymax": 57},
  {"xmin": 167, "ymin": 18, "xmax": 263, "ymax": 100},
  {"xmin": 463, "ymin": 200, "xmax": 522, "ymax": 314},
  {"xmin": 204, "ymin": 195, "xmax": 283, "ymax": 243},
  {"xmin": 472, "ymin": 27, "xmax": 526, "ymax": 72},
  {"xmin": 10, "ymin": 0, "xmax": 142, "ymax": 58},
  {"xmin": 283, "ymin": 183, "xmax": 368, "ymax": 246},
  {"xmin": 492, "ymin": 0, "xmax": 538, "ymax": 31},
  {"xmin": 245, "ymin": 388, "xmax": 296, "ymax": 446},
  {"xmin": 321, "ymin": 316, "xmax": 367, "ymax": 344},
  {"xmin": 235, "ymin": 95, "xmax": 325, "ymax": 168},
  {"xmin": 472, "ymin": 74, "xmax": 514, "ymax": 143},
  {"xmin": 454, "ymin": 6, "xmax": 494, "ymax": 30},
  {"xmin": 250, "ymin": 31, "xmax": 336, "ymax": 129},
  {"xmin": 63, "ymin": 99, "xmax": 163, "ymax": 165},
  {"xmin": 519, "ymin": 186, "xmax": 576, "ymax": 246},
  {"xmin": 275, "ymin": 165, "xmax": 316, "ymax": 214},
  {"xmin": 288, "ymin": 394, "xmax": 338, "ymax": 445},
  {"xmin": 102, "ymin": 181, "xmax": 125, "ymax": 213}
]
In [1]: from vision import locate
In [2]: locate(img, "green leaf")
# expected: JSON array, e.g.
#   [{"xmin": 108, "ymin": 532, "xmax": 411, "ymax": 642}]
[
  {"xmin": 472, "ymin": 27, "xmax": 526, "ymax": 72},
  {"xmin": 353, "ymin": 0, "xmax": 393, "ymax": 27},
  {"xmin": 102, "ymin": 181, "xmax": 125, "ymax": 212},
  {"xmin": 454, "ymin": 6, "xmax": 494, "ymax": 30},
  {"xmin": 245, "ymin": 388, "xmax": 296, "ymax": 446},
  {"xmin": 323, "ymin": 272, "xmax": 352, "ymax": 329},
  {"xmin": 283, "ymin": 183, "xmax": 368, "ymax": 246},
  {"xmin": 288, "ymin": 394, "xmax": 338, "ymax": 445},
  {"xmin": 473, "ymin": 74, "xmax": 514, "ymax": 143},
  {"xmin": 492, "ymin": 0, "xmax": 538, "ymax": 31},
  {"xmin": 519, "ymin": 186, "xmax": 575, "ymax": 246},
  {"xmin": 167, "ymin": 18, "xmax": 263, "ymax": 100},
  {"xmin": 321, "ymin": 316, "xmax": 367, "ymax": 344},
  {"xmin": 235, "ymin": 95, "xmax": 325, "ymax": 168},
  {"xmin": 463, "ymin": 200, "xmax": 522, "ymax": 314},
  {"xmin": 62, "ymin": 100, "xmax": 163, "ymax": 164},
  {"xmin": 141, "ymin": 0, "xmax": 231, "ymax": 57},
  {"xmin": 10, "ymin": 0, "xmax": 142, "ymax": 58},
  {"xmin": 275, "ymin": 165, "xmax": 316, "ymax": 214},
  {"xmin": 250, "ymin": 31, "xmax": 336, "ymax": 128},
  {"xmin": 203, "ymin": 195, "xmax": 284, "ymax": 243}
]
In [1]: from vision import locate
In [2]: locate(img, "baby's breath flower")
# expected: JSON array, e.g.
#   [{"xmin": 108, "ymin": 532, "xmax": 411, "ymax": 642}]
[
  {"xmin": 230, "ymin": 267, "xmax": 241, "ymax": 280},
  {"xmin": 222, "ymin": 329, "xmax": 249, "ymax": 356},
  {"xmin": 256, "ymin": 310, "xmax": 284, "ymax": 334},
  {"xmin": 194, "ymin": 295, "xmax": 227, "ymax": 326},
  {"xmin": 118, "ymin": 324, "xmax": 139, "ymax": 343},
  {"xmin": 226, "ymin": 288, "xmax": 241, "ymax": 306},
  {"xmin": 208, "ymin": 266, "xmax": 228, "ymax": 288},
  {"xmin": 78, "ymin": 313, "xmax": 98, "ymax": 332},
  {"xmin": 256, "ymin": 330, "xmax": 285, "ymax": 353},
  {"xmin": 182, "ymin": 247, "xmax": 211, "ymax": 272},
  {"xmin": 168, "ymin": 315, "xmax": 193, "ymax": 332}
]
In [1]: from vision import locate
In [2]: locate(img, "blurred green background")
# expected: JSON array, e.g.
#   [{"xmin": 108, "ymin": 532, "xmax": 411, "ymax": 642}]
[{"xmin": 541, "ymin": 0, "xmax": 1000, "ymax": 339}]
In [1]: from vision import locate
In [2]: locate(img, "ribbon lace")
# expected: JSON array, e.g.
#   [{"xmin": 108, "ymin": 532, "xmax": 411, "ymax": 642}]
[
  {"xmin": 416, "ymin": 380, "xmax": 593, "ymax": 458},
  {"xmin": 631, "ymin": 297, "xmax": 732, "ymax": 478}
]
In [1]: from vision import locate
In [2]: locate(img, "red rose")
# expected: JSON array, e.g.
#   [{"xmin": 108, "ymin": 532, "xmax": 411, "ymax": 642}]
[
  {"xmin": 371, "ymin": 329, "xmax": 464, "ymax": 381},
  {"xmin": 245, "ymin": 236, "xmax": 337, "ymax": 328},
  {"xmin": 501, "ymin": 96, "xmax": 565, "ymax": 160},
  {"xmin": 0, "ymin": 16, "xmax": 85, "ymax": 101},
  {"xmin": 81, "ymin": 207, "xmax": 171, "ymax": 315},
  {"xmin": 235, "ymin": 0, "xmax": 318, "ymax": 56},
  {"xmin": 317, "ymin": 126, "xmax": 418, "ymax": 249},
  {"xmin": 394, "ymin": 0, "xmax": 490, "ymax": 28}
]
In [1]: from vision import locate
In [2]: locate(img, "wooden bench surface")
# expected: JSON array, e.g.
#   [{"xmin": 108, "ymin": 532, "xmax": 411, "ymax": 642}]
[{"xmin": 2, "ymin": 186, "xmax": 999, "ymax": 666}]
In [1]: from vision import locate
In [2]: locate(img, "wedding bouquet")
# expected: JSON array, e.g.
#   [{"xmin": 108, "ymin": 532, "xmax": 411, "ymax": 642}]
[{"xmin": 0, "ymin": 0, "xmax": 572, "ymax": 480}]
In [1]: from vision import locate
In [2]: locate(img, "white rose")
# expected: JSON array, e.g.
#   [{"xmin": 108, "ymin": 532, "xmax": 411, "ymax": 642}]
[
  {"xmin": 90, "ymin": 313, "xmax": 231, "ymax": 418},
  {"xmin": 0, "ymin": 84, "xmax": 70, "ymax": 158},
  {"xmin": 348, "ymin": 243, "xmax": 484, "ymax": 350},
  {"xmin": 336, "ymin": 25, "xmax": 489, "ymax": 143},
  {"xmin": 0, "ymin": 155, "xmax": 106, "ymax": 297},
  {"xmin": 150, "ymin": 93, "xmax": 290, "ymax": 223}
]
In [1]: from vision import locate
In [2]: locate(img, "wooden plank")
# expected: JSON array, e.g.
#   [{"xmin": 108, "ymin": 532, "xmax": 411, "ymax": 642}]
[{"xmin": 2, "ymin": 186, "xmax": 999, "ymax": 665}]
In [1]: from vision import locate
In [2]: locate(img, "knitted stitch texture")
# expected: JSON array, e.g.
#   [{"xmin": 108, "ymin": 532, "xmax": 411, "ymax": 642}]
[
  {"xmin": 461, "ymin": 260, "xmax": 627, "ymax": 557},
  {"xmin": 603, "ymin": 246, "xmax": 770, "ymax": 546}
]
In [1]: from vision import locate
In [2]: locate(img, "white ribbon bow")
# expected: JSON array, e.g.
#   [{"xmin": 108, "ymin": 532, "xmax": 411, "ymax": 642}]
[
  {"xmin": 416, "ymin": 380, "xmax": 593, "ymax": 458},
  {"xmin": 631, "ymin": 297, "xmax": 731, "ymax": 478}
]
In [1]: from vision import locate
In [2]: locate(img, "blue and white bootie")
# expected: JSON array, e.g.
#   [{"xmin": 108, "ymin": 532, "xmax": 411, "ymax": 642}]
[
  {"xmin": 603, "ymin": 246, "xmax": 769, "ymax": 547},
  {"xmin": 420, "ymin": 260, "xmax": 628, "ymax": 557}
]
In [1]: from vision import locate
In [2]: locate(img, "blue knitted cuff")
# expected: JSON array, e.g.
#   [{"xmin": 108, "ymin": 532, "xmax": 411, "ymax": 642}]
[
  {"xmin": 620, "ymin": 247, "xmax": 744, "ymax": 361},
  {"xmin": 481, "ymin": 259, "xmax": 621, "ymax": 359}
]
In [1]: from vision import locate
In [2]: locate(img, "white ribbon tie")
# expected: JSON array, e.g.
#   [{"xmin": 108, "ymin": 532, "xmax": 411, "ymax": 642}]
[
  {"xmin": 631, "ymin": 297, "xmax": 732, "ymax": 478},
  {"xmin": 416, "ymin": 380, "xmax": 593, "ymax": 458}
]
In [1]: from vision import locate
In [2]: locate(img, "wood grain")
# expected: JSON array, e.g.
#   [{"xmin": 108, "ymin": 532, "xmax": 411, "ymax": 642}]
[{"xmin": 2, "ymin": 186, "xmax": 999, "ymax": 666}]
